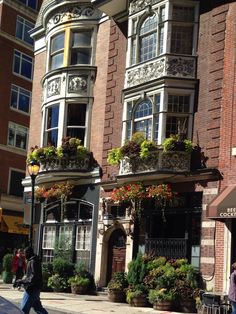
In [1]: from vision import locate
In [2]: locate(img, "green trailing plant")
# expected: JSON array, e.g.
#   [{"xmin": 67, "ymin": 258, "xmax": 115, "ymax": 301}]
[{"xmin": 163, "ymin": 135, "xmax": 196, "ymax": 153}]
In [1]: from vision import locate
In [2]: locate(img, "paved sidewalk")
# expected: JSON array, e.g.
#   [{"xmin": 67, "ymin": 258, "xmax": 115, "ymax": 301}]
[{"xmin": 0, "ymin": 282, "xmax": 182, "ymax": 314}]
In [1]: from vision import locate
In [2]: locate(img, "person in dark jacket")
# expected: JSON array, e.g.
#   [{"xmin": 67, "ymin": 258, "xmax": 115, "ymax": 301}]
[
  {"xmin": 228, "ymin": 262, "xmax": 236, "ymax": 314},
  {"xmin": 16, "ymin": 246, "xmax": 48, "ymax": 314}
]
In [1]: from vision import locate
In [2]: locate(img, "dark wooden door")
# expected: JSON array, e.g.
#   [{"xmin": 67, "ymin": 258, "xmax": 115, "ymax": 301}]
[
  {"xmin": 107, "ymin": 229, "xmax": 126, "ymax": 284},
  {"xmin": 112, "ymin": 247, "xmax": 126, "ymax": 273}
]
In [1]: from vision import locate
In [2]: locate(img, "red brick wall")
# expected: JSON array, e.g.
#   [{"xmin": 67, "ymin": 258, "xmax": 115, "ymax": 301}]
[
  {"xmin": 91, "ymin": 20, "xmax": 111, "ymax": 165},
  {"xmin": 100, "ymin": 20, "xmax": 127, "ymax": 182},
  {"xmin": 28, "ymin": 51, "xmax": 46, "ymax": 150}
]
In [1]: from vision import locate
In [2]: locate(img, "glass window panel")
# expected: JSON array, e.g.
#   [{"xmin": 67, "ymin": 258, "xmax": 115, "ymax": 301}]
[
  {"xmin": 47, "ymin": 106, "xmax": 59, "ymax": 129},
  {"xmin": 155, "ymin": 94, "xmax": 161, "ymax": 112},
  {"xmin": 72, "ymin": 32, "xmax": 91, "ymax": 47},
  {"xmin": 51, "ymin": 53, "xmax": 64, "ymax": 70},
  {"xmin": 79, "ymin": 203, "xmax": 93, "ymax": 220},
  {"xmin": 42, "ymin": 226, "xmax": 56, "ymax": 249},
  {"xmin": 126, "ymin": 121, "xmax": 131, "ymax": 140},
  {"xmin": 51, "ymin": 33, "xmax": 64, "ymax": 53},
  {"xmin": 46, "ymin": 129, "xmax": 58, "ymax": 147},
  {"xmin": 71, "ymin": 48, "xmax": 91, "ymax": 65},
  {"xmin": 173, "ymin": 6, "xmax": 194, "ymax": 22},
  {"xmin": 14, "ymin": 54, "xmax": 20, "ymax": 73},
  {"xmin": 19, "ymin": 91, "xmax": 30, "ymax": 112},
  {"xmin": 171, "ymin": 25, "xmax": 193, "ymax": 55},
  {"xmin": 9, "ymin": 170, "xmax": 25, "ymax": 197},
  {"xmin": 10, "ymin": 88, "xmax": 18, "ymax": 109},
  {"xmin": 66, "ymin": 128, "xmax": 85, "ymax": 144},
  {"xmin": 140, "ymin": 15, "xmax": 157, "ymax": 35},
  {"xmin": 76, "ymin": 225, "xmax": 91, "ymax": 250},
  {"xmin": 134, "ymin": 119, "xmax": 152, "ymax": 139},
  {"xmin": 134, "ymin": 100, "xmax": 152, "ymax": 118},
  {"xmin": 21, "ymin": 58, "xmax": 32, "ymax": 79},
  {"xmin": 67, "ymin": 103, "xmax": 86, "ymax": 126}
]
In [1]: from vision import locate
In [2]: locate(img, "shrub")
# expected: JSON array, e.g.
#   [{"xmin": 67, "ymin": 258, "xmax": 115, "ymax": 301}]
[
  {"xmin": 52, "ymin": 257, "xmax": 74, "ymax": 278},
  {"xmin": 107, "ymin": 272, "xmax": 128, "ymax": 291},
  {"xmin": 48, "ymin": 274, "xmax": 70, "ymax": 292},
  {"xmin": 68, "ymin": 276, "xmax": 90, "ymax": 287},
  {"xmin": 2, "ymin": 254, "xmax": 13, "ymax": 272},
  {"xmin": 148, "ymin": 288, "xmax": 175, "ymax": 304},
  {"xmin": 42, "ymin": 263, "xmax": 53, "ymax": 292},
  {"xmin": 126, "ymin": 284, "xmax": 148, "ymax": 304},
  {"xmin": 127, "ymin": 252, "xmax": 148, "ymax": 287}
]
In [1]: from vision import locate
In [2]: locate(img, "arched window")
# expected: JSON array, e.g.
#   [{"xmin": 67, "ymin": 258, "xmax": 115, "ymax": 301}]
[
  {"xmin": 139, "ymin": 15, "xmax": 157, "ymax": 62},
  {"xmin": 134, "ymin": 99, "xmax": 153, "ymax": 139}
]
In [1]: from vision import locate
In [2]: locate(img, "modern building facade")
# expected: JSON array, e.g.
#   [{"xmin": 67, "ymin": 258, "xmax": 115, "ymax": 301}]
[
  {"xmin": 0, "ymin": 0, "xmax": 42, "ymax": 253},
  {"xmin": 26, "ymin": 0, "xmax": 236, "ymax": 293}
]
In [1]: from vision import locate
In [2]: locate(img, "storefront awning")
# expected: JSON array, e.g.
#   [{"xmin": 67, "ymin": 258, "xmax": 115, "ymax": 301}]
[
  {"xmin": 207, "ymin": 185, "xmax": 236, "ymax": 219},
  {"xmin": 0, "ymin": 215, "xmax": 29, "ymax": 235}
]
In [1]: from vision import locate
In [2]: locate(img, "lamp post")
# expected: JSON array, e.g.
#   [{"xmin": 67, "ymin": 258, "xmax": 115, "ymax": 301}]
[{"xmin": 27, "ymin": 161, "xmax": 40, "ymax": 247}]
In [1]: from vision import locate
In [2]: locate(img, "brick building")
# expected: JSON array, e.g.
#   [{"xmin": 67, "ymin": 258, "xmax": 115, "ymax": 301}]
[
  {"xmin": 26, "ymin": 0, "xmax": 236, "ymax": 292},
  {"xmin": 0, "ymin": 0, "xmax": 42, "ymax": 253}
]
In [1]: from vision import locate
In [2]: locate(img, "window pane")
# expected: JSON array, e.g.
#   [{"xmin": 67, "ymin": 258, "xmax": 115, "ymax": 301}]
[
  {"xmin": 10, "ymin": 88, "xmax": 18, "ymax": 109},
  {"xmin": 51, "ymin": 33, "xmax": 64, "ymax": 53},
  {"xmin": 66, "ymin": 128, "xmax": 85, "ymax": 144},
  {"xmin": 72, "ymin": 32, "xmax": 91, "ymax": 47},
  {"xmin": 42, "ymin": 226, "xmax": 56, "ymax": 249},
  {"xmin": 19, "ymin": 90, "xmax": 30, "ymax": 113},
  {"xmin": 51, "ymin": 53, "xmax": 64, "ymax": 70},
  {"xmin": 21, "ymin": 58, "xmax": 32, "ymax": 79},
  {"xmin": 46, "ymin": 129, "xmax": 58, "ymax": 147},
  {"xmin": 140, "ymin": 15, "xmax": 157, "ymax": 35},
  {"xmin": 71, "ymin": 48, "xmax": 91, "ymax": 65},
  {"xmin": 9, "ymin": 170, "xmax": 25, "ymax": 197},
  {"xmin": 15, "ymin": 129, "xmax": 27, "ymax": 149},
  {"xmin": 14, "ymin": 54, "xmax": 20, "ymax": 74},
  {"xmin": 134, "ymin": 119, "xmax": 152, "ymax": 139},
  {"xmin": 134, "ymin": 100, "xmax": 152, "ymax": 118},
  {"xmin": 140, "ymin": 33, "xmax": 157, "ymax": 62},
  {"xmin": 79, "ymin": 203, "xmax": 93, "ymax": 220},
  {"xmin": 47, "ymin": 105, "xmax": 59, "ymax": 129},
  {"xmin": 171, "ymin": 26, "xmax": 193, "ymax": 54},
  {"xmin": 67, "ymin": 103, "xmax": 86, "ymax": 126},
  {"xmin": 173, "ymin": 6, "xmax": 194, "ymax": 22}
]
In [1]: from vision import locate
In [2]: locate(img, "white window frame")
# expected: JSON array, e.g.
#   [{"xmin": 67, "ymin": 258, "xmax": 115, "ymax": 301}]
[
  {"xmin": 42, "ymin": 225, "xmax": 56, "ymax": 249},
  {"xmin": 122, "ymin": 89, "xmax": 194, "ymax": 145},
  {"xmin": 10, "ymin": 84, "xmax": 31, "ymax": 114},
  {"xmin": 13, "ymin": 50, "xmax": 33, "ymax": 81},
  {"xmin": 15, "ymin": 16, "xmax": 34, "ymax": 45},
  {"xmin": 7, "ymin": 121, "xmax": 28, "ymax": 150}
]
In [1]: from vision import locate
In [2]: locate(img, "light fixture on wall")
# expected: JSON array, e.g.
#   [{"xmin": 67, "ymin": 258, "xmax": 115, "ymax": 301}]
[{"xmin": 98, "ymin": 212, "xmax": 114, "ymax": 235}]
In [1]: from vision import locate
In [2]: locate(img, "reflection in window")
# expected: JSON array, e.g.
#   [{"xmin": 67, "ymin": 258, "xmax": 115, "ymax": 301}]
[
  {"xmin": 8, "ymin": 122, "xmax": 28, "ymax": 150},
  {"xmin": 44, "ymin": 104, "xmax": 59, "ymax": 146},
  {"xmin": 140, "ymin": 15, "xmax": 157, "ymax": 62},
  {"xmin": 13, "ymin": 50, "xmax": 33, "ymax": 80},
  {"xmin": 66, "ymin": 103, "xmax": 86, "ymax": 145},
  {"xmin": 10, "ymin": 85, "xmax": 31, "ymax": 114},
  {"xmin": 134, "ymin": 100, "xmax": 152, "ymax": 140},
  {"xmin": 70, "ymin": 31, "xmax": 92, "ymax": 65},
  {"xmin": 50, "ymin": 33, "xmax": 65, "ymax": 70},
  {"xmin": 16, "ymin": 16, "xmax": 34, "ymax": 45}
]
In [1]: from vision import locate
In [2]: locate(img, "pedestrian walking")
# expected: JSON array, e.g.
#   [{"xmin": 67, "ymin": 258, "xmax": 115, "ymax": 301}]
[
  {"xmin": 16, "ymin": 246, "xmax": 48, "ymax": 314},
  {"xmin": 228, "ymin": 262, "xmax": 236, "ymax": 314},
  {"xmin": 12, "ymin": 249, "xmax": 27, "ymax": 289}
]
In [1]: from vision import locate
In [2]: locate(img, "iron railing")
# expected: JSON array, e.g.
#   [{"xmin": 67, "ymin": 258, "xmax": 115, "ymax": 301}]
[{"xmin": 145, "ymin": 238, "xmax": 188, "ymax": 259}]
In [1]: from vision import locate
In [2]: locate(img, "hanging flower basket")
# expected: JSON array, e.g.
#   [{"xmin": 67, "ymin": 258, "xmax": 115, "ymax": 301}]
[
  {"xmin": 111, "ymin": 183, "xmax": 146, "ymax": 203},
  {"xmin": 35, "ymin": 182, "xmax": 74, "ymax": 202},
  {"xmin": 146, "ymin": 184, "xmax": 176, "ymax": 207}
]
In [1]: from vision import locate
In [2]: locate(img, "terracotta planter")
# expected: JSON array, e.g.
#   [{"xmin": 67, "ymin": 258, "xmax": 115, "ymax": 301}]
[
  {"xmin": 108, "ymin": 290, "xmax": 126, "ymax": 303},
  {"xmin": 179, "ymin": 298, "xmax": 197, "ymax": 313},
  {"xmin": 132, "ymin": 296, "xmax": 147, "ymax": 307},
  {"xmin": 153, "ymin": 300, "xmax": 173, "ymax": 311},
  {"xmin": 71, "ymin": 284, "xmax": 88, "ymax": 295}
]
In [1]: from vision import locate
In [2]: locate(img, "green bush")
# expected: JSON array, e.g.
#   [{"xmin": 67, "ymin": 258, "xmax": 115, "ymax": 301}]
[
  {"xmin": 2, "ymin": 254, "xmax": 13, "ymax": 272},
  {"xmin": 2, "ymin": 271, "xmax": 13, "ymax": 284},
  {"xmin": 74, "ymin": 262, "xmax": 96, "ymax": 293},
  {"xmin": 42, "ymin": 263, "xmax": 53, "ymax": 292},
  {"xmin": 52, "ymin": 257, "xmax": 74, "ymax": 277},
  {"xmin": 48, "ymin": 274, "xmax": 70, "ymax": 292},
  {"xmin": 127, "ymin": 252, "xmax": 148, "ymax": 287},
  {"xmin": 107, "ymin": 272, "xmax": 128, "ymax": 291}
]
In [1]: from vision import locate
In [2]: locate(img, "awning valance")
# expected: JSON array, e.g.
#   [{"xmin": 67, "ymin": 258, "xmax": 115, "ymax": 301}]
[
  {"xmin": 0, "ymin": 215, "xmax": 29, "ymax": 235},
  {"xmin": 207, "ymin": 185, "xmax": 236, "ymax": 219}
]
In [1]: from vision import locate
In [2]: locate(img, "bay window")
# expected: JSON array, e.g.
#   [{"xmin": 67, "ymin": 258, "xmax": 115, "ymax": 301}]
[
  {"xmin": 50, "ymin": 33, "xmax": 65, "ymax": 70},
  {"xmin": 70, "ymin": 31, "xmax": 92, "ymax": 65},
  {"xmin": 123, "ymin": 92, "xmax": 193, "ymax": 144},
  {"xmin": 66, "ymin": 103, "xmax": 87, "ymax": 145}
]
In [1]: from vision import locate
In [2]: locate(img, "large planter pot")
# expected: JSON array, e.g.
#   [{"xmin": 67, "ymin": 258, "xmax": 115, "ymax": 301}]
[
  {"xmin": 179, "ymin": 298, "xmax": 197, "ymax": 313},
  {"xmin": 153, "ymin": 300, "xmax": 173, "ymax": 311},
  {"xmin": 71, "ymin": 284, "xmax": 88, "ymax": 295},
  {"xmin": 108, "ymin": 290, "xmax": 126, "ymax": 303},
  {"xmin": 132, "ymin": 296, "xmax": 147, "ymax": 307}
]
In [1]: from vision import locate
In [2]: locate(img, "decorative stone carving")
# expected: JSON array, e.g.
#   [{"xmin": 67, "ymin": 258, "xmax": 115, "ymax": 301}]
[
  {"xmin": 166, "ymin": 57, "xmax": 195, "ymax": 78},
  {"xmin": 47, "ymin": 5, "xmax": 99, "ymax": 32},
  {"xmin": 126, "ymin": 58, "xmax": 165, "ymax": 87},
  {"xmin": 47, "ymin": 78, "xmax": 61, "ymax": 97},
  {"xmin": 68, "ymin": 75, "xmax": 87, "ymax": 93},
  {"xmin": 130, "ymin": 0, "xmax": 159, "ymax": 14},
  {"xmin": 160, "ymin": 151, "xmax": 191, "ymax": 172}
]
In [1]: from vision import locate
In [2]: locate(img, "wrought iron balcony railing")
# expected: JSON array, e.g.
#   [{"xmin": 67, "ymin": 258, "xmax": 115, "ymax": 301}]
[{"xmin": 145, "ymin": 237, "xmax": 188, "ymax": 259}]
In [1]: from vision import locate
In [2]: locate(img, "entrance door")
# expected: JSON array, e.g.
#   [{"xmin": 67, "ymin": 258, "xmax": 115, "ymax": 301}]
[{"xmin": 107, "ymin": 229, "xmax": 126, "ymax": 284}]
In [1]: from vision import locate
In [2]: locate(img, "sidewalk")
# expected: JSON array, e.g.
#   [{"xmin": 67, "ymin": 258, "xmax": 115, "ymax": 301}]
[{"xmin": 0, "ymin": 282, "xmax": 181, "ymax": 314}]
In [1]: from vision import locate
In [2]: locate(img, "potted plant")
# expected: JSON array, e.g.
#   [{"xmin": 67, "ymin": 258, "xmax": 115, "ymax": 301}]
[
  {"xmin": 148, "ymin": 288, "xmax": 175, "ymax": 310},
  {"xmin": 35, "ymin": 182, "xmax": 74, "ymax": 202},
  {"xmin": 48, "ymin": 274, "xmax": 70, "ymax": 292},
  {"xmin": 68, "ymin": 275, "xmax": 90, "ymax": 294},
  {"xmin": 107, "ymin": 272, "xmax": 128, "ymax": 303},
  {"xmin": 126, "ymin": 284, "xmax": 148, "ymax": 307},
  {"xmin": 174, "ymin": 279, "xmax": 198, "ymax": 313},
  {"xmin": 163, "ymin": 134, "xmax": 196, "ymax": 153}
]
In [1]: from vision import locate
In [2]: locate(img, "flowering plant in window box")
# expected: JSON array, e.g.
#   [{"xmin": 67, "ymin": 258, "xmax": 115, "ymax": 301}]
[
  {"xmin": 35, "ymin": 182, "xmax": 74, "ymax": 202},
  {"xmin": 163, "ymin": 134, "xmax": 196, "ymax": 153},
  {"xmin": 26, "ymin": 137, "xmax": 99, "ymax": 171}
]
